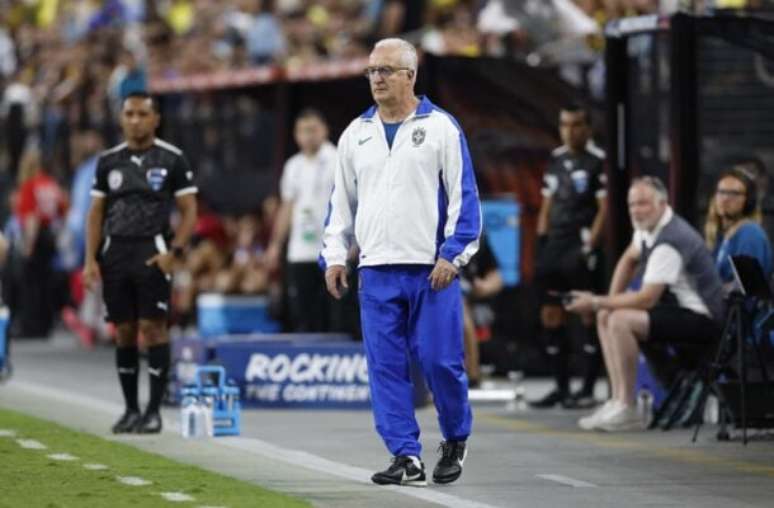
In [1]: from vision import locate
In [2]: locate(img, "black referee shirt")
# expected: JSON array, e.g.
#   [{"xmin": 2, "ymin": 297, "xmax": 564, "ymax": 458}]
[
  {"xmin": 542, "ymin": 143, "xmax": 606, "ymax": 242},
  {"xmin": 91, "ymin": 138, "xmax": 197, "ymax": 238}
]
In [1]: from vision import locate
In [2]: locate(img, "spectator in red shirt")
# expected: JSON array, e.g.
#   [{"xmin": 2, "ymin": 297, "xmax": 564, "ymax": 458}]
[
  {"xmin": 15, "ymin": 149, "xmax": 67, "ymax": 256},
  {"xmin": 12, "ymin": 148, "xmax": 67, "ymax": 337}
]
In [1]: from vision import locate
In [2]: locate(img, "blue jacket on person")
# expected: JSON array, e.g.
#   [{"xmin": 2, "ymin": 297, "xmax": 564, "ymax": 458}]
[{"xmin": 713, "ymin": 221, "xmax": 773, "ymax": 283}]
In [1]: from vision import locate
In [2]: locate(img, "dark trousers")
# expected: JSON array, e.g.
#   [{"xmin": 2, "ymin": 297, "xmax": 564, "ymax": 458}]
[{"xmin": 286, "ymin": 262, "xmax": 328, "ymax": 332}]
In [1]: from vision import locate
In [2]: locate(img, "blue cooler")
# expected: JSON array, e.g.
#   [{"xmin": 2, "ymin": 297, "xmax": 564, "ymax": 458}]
[{"xmin": 197, "ymin": 294, "xmax": 281, "ymax": 337}]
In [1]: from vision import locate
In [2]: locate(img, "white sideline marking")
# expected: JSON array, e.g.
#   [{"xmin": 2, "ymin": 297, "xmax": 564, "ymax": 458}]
[
  {"xmin": 536, "ymin": 474, "xmax": 597, "ymax": 488},
  {"xmin": 161, "ymin": 492, "xmax": 196, "ymax": 502},
  {"xmin": 84, "ymin": 463, "xmax": 109, "ymax": 470},
  {"xmin": 0, "ymin": 429, "xmax": 16, "ymax": 437},
  {"xmin": 48, "ymin": 453, "xmax": 78, "ymax": 461},
  {"xmin": 17, "ymin": 439, "xmax": 46, "ymax": 450},
  {"xmin": 9, "ymin": 380, "xmax": 503, "ymax": 508},
  {"xmin": 219, "ymin": 437, "xmax": 499, "ymax": 508},
  {"xmin": 117, "ymin": 476, "xmax": 152, "ymax": 486}
]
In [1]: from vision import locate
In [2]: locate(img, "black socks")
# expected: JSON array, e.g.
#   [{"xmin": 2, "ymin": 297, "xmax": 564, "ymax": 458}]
[
  {"xmin": 146, "ymin": 343, "xmax": 170, "ymax": 415},
  {"xmin": 544, "ymin": 328, "xmax": 569, "ymax": 394},
  {"xmin": 116, "ymin": 346, "xmax": 139, "ymax": 412}
]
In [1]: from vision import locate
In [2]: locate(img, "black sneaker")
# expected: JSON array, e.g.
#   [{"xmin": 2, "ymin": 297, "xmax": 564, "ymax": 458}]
[
  {"xmin": 134, "ymin": 411, "xmax": 162, "ymax": 434},
  {"xmin": 562, "ymin": 391, "xmax": 597, "ymax": 410},
  {"xmin": 371, "ymin": 456, "xmax": 427, "ymax": 487},
  {"xmin": 111, "ymin": 410, "xmax": 141, "ymax": 434},
  {"xmin": 433, "ymin": 441, "xmax": 467, "ymax": 484},
  {"xmin": 528, "ymin": 389, "xmax": 568, "ymax": 409}
]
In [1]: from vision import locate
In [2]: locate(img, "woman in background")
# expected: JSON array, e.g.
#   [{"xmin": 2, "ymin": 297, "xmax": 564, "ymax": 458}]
[{"xmin": 705, "ymin": 167, "xmax": 773, "ymax": 291}]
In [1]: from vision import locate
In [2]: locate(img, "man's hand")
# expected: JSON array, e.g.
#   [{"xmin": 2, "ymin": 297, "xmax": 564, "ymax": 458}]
[
  {"xmin": 82, "ymin": 260, "xmax": 101, "ymax": 292},
  {"xmin": 564, "ymin": 290, "xmax": 596, "ymax": 314},
  {"xmin": 146, "ymin": 252, "xmax": 175, "ymax": 275},
  {"xmin": 428, "ymin": 258, "xmax": 458, "ymax": 291},
  {"xmin": 325, "ymin": 265, "xmax": 349, "ymax": 299}
]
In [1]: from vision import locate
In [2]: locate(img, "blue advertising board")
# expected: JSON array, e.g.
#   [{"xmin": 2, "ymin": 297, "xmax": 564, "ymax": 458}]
[{"xmin": 214, "ymin": 340, "xmax": 371, "ymax": 409}]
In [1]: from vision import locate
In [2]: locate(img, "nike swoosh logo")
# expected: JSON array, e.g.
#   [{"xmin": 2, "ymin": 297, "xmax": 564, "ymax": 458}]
[
  {"xmin": 358, "ymin": 137, "xmax": 372, "ymax": 146},
  {"xmin": 402, "ymin": 471, "xmax": 422, "ymax": 481},
  {"xmin": 148, "ymin": 367, "xmax": 162, "ymax": 377}
]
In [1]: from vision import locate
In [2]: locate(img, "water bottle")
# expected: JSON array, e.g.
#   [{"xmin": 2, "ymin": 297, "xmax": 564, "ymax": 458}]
[
  {"xmin": 703, "ymin": 394, "xmax": 719, "ymax": 424},
  {"xmin": 199, "ymin": 399, "xmax": 214, "ymax": 437},
  {"xmin": 180, "ymin": 395, "xmax": 198, "ymax": 438},
  {"xmin": 177, "ymin": 348, "xmax": 198, "ymax": 386},
  {"xmin": 637, "ymin": 389, "xmax": 654, "ymax": 426}
]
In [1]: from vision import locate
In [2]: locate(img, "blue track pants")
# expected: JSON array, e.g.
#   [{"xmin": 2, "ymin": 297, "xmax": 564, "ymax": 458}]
[{"xmin": 358, "ymin": 265, "xmax": 472, "ymax": 457}]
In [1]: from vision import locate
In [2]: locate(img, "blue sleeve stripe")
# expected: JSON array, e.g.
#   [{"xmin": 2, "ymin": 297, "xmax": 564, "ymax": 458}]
[
  {"xmin": 317, "ymin": 187, "xmax": 336, "ymax": 271},
  {"xmin": 436, "ymin": 172, "xmax": 448, "ymax": 258}
]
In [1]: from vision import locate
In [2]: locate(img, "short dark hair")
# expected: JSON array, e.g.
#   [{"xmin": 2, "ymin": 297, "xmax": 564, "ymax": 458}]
[
  {"xmin": 123, "ymin": 91, "xmax": 158, "ymax": 112},
  {"xmin": 560, "ymin": 103, "xmax": 591, "ymax": 126},
  {"xmin": 296, "ymin": 108, "xmax": 327, "ymax": 125}
]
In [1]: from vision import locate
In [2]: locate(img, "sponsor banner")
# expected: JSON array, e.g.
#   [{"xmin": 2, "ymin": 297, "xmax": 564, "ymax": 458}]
[{"xmin": 214, "ymin": 341, "xmax": 371, "ymax": 409}]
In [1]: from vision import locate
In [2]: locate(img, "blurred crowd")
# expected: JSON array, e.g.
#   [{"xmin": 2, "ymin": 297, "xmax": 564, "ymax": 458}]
[{"xmin": 0, "ymin": 0, "xmax": 672, "ymax": 181}]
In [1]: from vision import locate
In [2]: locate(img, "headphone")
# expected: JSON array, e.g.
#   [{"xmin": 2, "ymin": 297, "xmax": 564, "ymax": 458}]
[{"xmin": 719, "ymin": 168, "xmax": 758, "ymax": 215}]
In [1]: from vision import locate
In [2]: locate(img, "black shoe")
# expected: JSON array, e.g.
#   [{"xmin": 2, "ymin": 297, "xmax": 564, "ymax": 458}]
[
  {"xmin": 111, "ymin": 410, "xmax": 141, "ymax": 434},
  {"xmin": 528, "ymin": 389, "xmax": 568, "ymax": 409},
  {"xmin": 371, "ymin": 456, "xmax": 427, "ymax": 487},
  {"xmin": 562, "ymin": 391, "xmax": 597, "ymax": 410},
  {"xmin": 433, "ymin": 441, "xmax": 467, "ymax": 484},
  {"xmin": 134, "ymin": 411, "xmax": 162, "ymax": 434}
]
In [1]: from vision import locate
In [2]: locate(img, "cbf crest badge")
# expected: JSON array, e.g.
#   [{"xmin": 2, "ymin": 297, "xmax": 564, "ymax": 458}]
[
  {"xmin": 411, "ymin": 127, "xmax": 426, "ymax": 147},
  {"xmin": 146, "ymin": 167, "xmax": 168, "ymax": 191}
]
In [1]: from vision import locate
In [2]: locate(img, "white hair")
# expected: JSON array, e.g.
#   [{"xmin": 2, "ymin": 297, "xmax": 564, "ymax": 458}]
[
  {"xmin": 373, "ymin": 38, "xmax": 418, "ymax": 74},
  {"xmin": 632, "ymin": 176, "xmax": 669, "ymax": 204}
]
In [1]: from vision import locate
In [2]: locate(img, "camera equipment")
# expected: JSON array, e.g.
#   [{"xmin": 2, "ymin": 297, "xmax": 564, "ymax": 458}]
[{"xmin": 691, "ymin": 256, "xmax": 774, "ymax": 444}]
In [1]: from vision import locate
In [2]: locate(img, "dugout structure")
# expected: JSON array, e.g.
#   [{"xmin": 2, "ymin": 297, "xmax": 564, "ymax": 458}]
[{"xmin": 605, "ymin": 11, "xmax": 774, "ymax": 254}]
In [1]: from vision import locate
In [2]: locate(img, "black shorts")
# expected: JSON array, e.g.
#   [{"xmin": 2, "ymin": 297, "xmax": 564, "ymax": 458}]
[
  {"xmin": 647, "ymin": 305, "xmax": 721, "ymax": 344},
  {"xmin": 99, "ymin": 236, "xmax": 172, "ymax": 323},
  {"xmin": 534, "ymin": 238, "xmax": 596, "ymax": 305}
]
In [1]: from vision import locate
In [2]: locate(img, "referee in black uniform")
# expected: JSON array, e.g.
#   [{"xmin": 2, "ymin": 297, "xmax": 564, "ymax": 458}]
[
  {"xmin": 83, "ymin": 91, "xmax": 197, "ymax": 433},
  {"xmin": 530, "ymin": 104, "xmax": 607, "ymax": 409}
]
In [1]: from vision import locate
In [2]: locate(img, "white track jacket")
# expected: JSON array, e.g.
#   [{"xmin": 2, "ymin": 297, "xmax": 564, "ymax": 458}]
[{"xmin": 320, "ymin": 96, "xmax": 481, "ymax": 270}]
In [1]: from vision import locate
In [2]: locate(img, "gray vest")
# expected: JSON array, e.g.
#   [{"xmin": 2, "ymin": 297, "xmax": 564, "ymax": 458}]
[{"xmin": 640, "ymin": 213, "xmax": 726, "ymax": 323}]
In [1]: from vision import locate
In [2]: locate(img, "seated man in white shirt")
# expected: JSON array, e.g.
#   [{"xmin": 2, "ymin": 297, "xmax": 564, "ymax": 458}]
[{"xmin": 565, "ymin": 176, "xmax": 724, "ymax": 432}]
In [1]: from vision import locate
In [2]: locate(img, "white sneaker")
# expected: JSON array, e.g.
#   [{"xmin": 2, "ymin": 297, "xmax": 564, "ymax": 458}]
[
  {"xmin": 596, "ymin": 403, "xmax": 646, "ymax": 432},
  {"xmin": 577, "ymin": 400, "xmax": 618, "ymax": 430}
]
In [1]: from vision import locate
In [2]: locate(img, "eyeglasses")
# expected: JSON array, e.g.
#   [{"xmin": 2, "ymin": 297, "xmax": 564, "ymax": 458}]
[
  {"xmin": 716, "ymin": 189, "xmax": 746, "ymax": 198},
  {"xmin": 364, "ymin": 66, "xmax": 412, "ymax": 79}
]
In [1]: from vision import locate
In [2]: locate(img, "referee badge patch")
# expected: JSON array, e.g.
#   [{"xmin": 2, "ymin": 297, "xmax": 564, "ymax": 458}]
[
  {"xmin": 571, "ymin": 169, "xmax": 589, "ymax": 194},
  {"xmin": 108, "ymin": 170, "xmax": 123, "ymax": 190},
  {"xmin": 411, "ymin": 127, "xmax": 426, "ymax": 147},
  {"xmin": 146, "ymin": 167, "xmax": 168, "ymax": 191}
]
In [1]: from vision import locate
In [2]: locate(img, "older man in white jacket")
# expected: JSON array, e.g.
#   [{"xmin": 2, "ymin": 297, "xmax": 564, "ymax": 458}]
[{"xmin": 320, "ymin": 38, "xmax": 482, "ymax": 487}]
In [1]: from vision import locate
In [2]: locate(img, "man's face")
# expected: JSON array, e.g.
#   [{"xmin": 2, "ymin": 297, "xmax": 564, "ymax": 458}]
[
  {"xmin": 628, "ymin": 183, "xmax": 666, "ymax": 231},
  {"xmin": 715, "ymin": 175, "xmax": 747, "ymax": 220},
  {"xmin": 120, "ymin": 97, "xmax": 159, "ymax": 145},
  {"xmin": 559, "ymin": 110, "xmax": 590, "ymax": 151},
  {"xmin": 366, "ymin": 46, "xmax": 414, "ymax": 105},
  {"xmin": 294, "ymin": 116, "xmax": 328, "ymax": 154}
]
